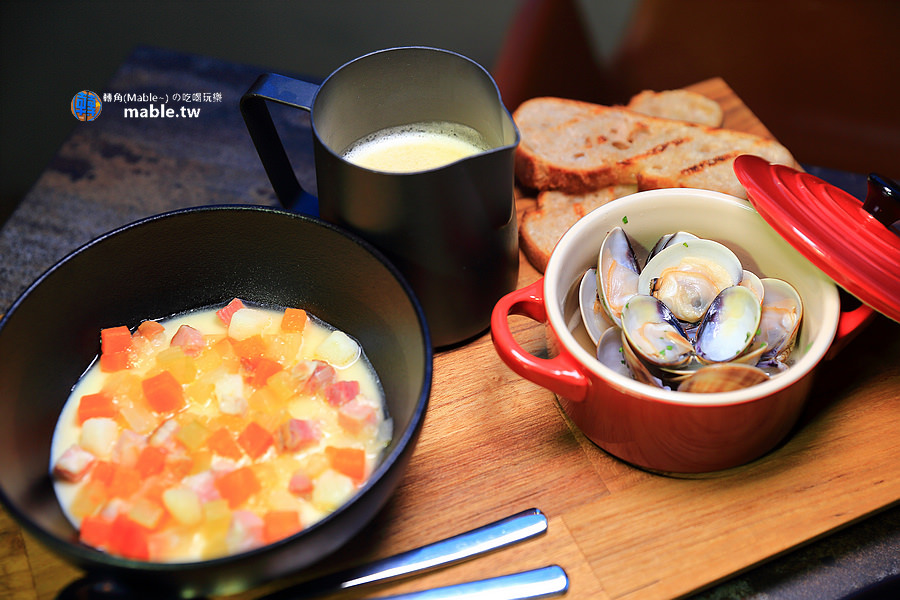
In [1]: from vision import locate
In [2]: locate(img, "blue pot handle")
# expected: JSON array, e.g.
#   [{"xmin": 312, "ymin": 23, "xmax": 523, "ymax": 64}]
[{"xmin": 240, "ymin": 73, "xmax": 320, "ymax": 216}]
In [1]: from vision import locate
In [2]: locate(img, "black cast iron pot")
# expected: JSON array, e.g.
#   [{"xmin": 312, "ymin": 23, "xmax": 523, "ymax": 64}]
[{"xmin": 0, "ymin": 205, "xmax": 432, "ymax": 597}]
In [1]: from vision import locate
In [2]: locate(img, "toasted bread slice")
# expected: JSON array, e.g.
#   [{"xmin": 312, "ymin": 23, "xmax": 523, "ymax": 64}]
[
  {"xmin": 520, "ymin": 185, "xmax": 637, "ymax": 272},
  {"xmin": 513, "ymin": 97, "xmax": 798, "ymax": 198},
  {"xmin": 627, "ymin": 89, "xmax": 724, "ymax": 127}
]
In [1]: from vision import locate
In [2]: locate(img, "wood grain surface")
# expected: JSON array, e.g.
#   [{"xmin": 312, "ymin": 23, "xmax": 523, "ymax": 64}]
[{"xmin": 1, "ymin": 78, "xmax": 898, "ymax": 600}]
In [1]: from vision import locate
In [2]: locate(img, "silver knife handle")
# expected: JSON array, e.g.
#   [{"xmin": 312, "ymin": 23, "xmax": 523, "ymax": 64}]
[{"xmin": 375, "ymin": 565, "xmax": 570, "ymax": 600}]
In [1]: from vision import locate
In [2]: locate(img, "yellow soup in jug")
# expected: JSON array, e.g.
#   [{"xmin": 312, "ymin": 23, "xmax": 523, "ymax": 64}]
[{"xmin": 342, "ymin": 120, "xmax": 489, "ymax": 173}]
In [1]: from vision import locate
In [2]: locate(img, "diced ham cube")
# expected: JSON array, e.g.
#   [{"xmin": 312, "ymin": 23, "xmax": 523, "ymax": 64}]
[
  {"xmin": 170, "ymin": 324, "xmax": 205, "ymax": 356},
  {"xmin": 325, "ymin": 380, "xmax": 360, "ymax": 407},
  {"xmin": 291, "ymin": 359, "xmax": 317, "ymax": 383},
  {"xmin": 226, "ymin": 510, "xmax": 265, "ymax": 554},
  {"xmin": 149, "ymin": 418, "xmax": 179, "ymax": 448},
  {"xmin": 182, "ymin": 470, "xmax": 221, "ymax": 503},
  {"xmin": 276, "ymin": 419, "xmax": 322, "ymax": 453},
  {"xmin": 112, "ymin": 429, "xmax": 147, "ymax": 468},
  {"xmin": 338, "ymin": 398, "xmax": 377, "ymax": 435},
  {"xmin": 288, "ymin": 470, "xmax": 313, "ymax": 496},
  {"xmin": 303, "ymin": 362, "xmax": 336, "ymax": 395},
  {"xmin": 216, "ymin": 298, "xmax": 246, "ymax": 326},
  {"xmin": 53, "ymin": 444, "xmax": 96, "ymax": 482}
]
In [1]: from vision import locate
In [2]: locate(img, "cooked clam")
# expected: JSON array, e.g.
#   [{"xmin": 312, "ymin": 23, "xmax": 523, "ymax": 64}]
[
  {"xmin": 579, "ymin": 267, "xmax": 606, "ymax": 345},
  {"xmin": 739, "ymin": 269, "xmax": 765, "ymax": 304},
  {"xmin": 597, "ymin": 226, "xmax": 640, "ymax": 327},
  {"xmin": 754, "ymin": 277, "xmax": 803, "ymax": 365},
  {"xmin": 621, "ymin": 294, "xmax": 694, "ymax": 367},
  {"xmin": 676, "ymin": 363, "xmax": 770, "ymax": 393},
  {"xmin": 694, "ymin": 285, "xmax": 762, "ymax": 363},
  {"xmin": 638, "ymin": 238, "xmax": 744, "ymax": 323},
  {"xmin": 595, "ymin": 326, "xmax": 632, "ymax": 379},
  {"xmin": 647, "ymin": 231, "xmax": 699, "ymax": 262}
]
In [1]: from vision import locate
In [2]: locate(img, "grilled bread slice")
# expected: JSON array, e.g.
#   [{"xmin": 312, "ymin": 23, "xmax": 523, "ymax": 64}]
[
  {"xmin": 513, "ymin": 96, "xmax": 798, "ymax": 198},
  {"xmin": 520, "ymin": 185, "xmax": 637, "ymax": 272},
  {"xmin": 627, "ymin": 89, "xmax": 724, "ymax": 127}
]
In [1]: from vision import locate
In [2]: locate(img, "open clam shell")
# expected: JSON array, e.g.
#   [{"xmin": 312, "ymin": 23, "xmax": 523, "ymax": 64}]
[
  {"xmin": 676, "ymin": 363, "xmax": 770, "ymax": 393},
  {"xmin": 579, "ymin": 267, "xmax": 606, "ymax": 345},
  {"xmin": 638, "ymin": 238, "xmax": 744, "ymax": 324},
  {"xmin": 694, "ymin": 285, "xmax": 762, "ymax": 363},
  {"xmin": 754, "ymin": 277, "xmax": 803, "ymax": 364},
  {"xmin": 621, "ymin": 294, "xmax": 694, "ymax": 368},
  {"xmin": 597, "ymin": 226, "xmax": 641, "ymax": 327}
]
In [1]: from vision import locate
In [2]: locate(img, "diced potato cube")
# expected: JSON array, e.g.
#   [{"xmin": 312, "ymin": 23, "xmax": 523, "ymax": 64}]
[
  {"xmin": 313, "ymin": 331, "xmax": 359, "ymax": 367},
  {"xmin": 312, "ymin": 469, "xmax": 354, "ymax": 511},
  {"xmin": 162, "ymin": 487, "xmax": 203, "ymax": 526},
  {"xmin": 228, "ymin": 308, "xmax": 272, "ymax": 341},
  {"xmin": 128, "ymin": 497, "xmax": 164, "ymax": 529},
  {"xmin": 79, "ymin": 417, "xmax": 119, "ymax": 458},
  {"xmin": 214, "ymin": 373, "xmax": 247, "ymax": 416}
]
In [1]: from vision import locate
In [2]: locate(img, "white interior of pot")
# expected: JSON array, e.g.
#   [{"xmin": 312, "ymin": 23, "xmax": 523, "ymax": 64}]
[{"xmin": 545, "ymin": 188, "xmax": 840, "ymax": 406}]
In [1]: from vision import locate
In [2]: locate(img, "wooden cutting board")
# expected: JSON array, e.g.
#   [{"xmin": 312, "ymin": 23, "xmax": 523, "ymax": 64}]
[{"xmin": 3, "ymin": 78, "xmax": 898, "ymax": 600}]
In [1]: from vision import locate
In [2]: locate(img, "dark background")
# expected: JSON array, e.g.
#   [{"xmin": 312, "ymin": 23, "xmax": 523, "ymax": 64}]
[{"xmin": 2, "ymin": 0, "xmax": 898, "ymax": 227}]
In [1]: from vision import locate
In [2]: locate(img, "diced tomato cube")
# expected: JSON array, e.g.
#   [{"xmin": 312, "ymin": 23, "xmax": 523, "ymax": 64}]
[
  {"xmin": 215, "ymin": 467, "xmax": 261, "ymax": 508},
  {"xmin": 207, "ymin": 427, "xmax": 243, "ymax": 460},
  {"xmin": 136, "ymin": 320, "xmax": 165, "ymax": 339},
  {"xmin": 276, "ymin": 418, "xmax": 321, "ymax": 453},
  {"xmin": 170, "ymin": 324, "xmax": 205, "ymax": 356},
  {"xmin": 263, "ymin": 510, "xmax": 301, "ymax": 544},
  {"xmin": 237, "ymin": 422, "xmax": 274, "ymax": 460},
  {"xmin": 101, "ymin": 326, "xmax": 133, "ymax": 354},
  {"xmin": 53, "ymin": 444, "xmax": 96, "ymax": 482},
  {"xmin": 280, "ymin": 308, "xmax": 307, "ymax": 333},
  {"xmin": 216, "ymin": 298, "xmax": 246, "ymax": 326},
  {"xmin": 100, "ymin": 326, "xmax": 133, "ymax": 372},
  {"xmin": 325, "ymin": 380, "xmax": 359, "ymax": 407},
  {"xmin": 135, "ymin": 445, "xmax": 167, "ymax": 478},
  {"xmin": 91, "ymin": 460, "xmax": 115, "ymax": 486},
  {"xmin": 244, "ymin": 356, "xmax": 283, "ymax": 388},
  {"xmin": 231, "ymin": 334, "xmax": 266, "ymax": 360},
  {"xmin": 79, "ymin": 514, "xmax": 113, "ymax": 549},
  {"xmin": 100, "ymin": 351, "xmax": 130, "ymax": 372},
  {"xmin": 108, "ymin": 514, "xmax": 151, "ymax": 560},
  {"xmin": 142, "ymin": 370, "xmax": 185, "ymax": 414},
  {"xmin": 108, "ymin": 464, "xmax": 141, "ymax": 499},
  {"xmin": 325, "ymin": 446, "xmax": 366, "ymax": 482},
  {"xmin": 77, "ymin": 392, "xmax": 117, "ymax": 424}
]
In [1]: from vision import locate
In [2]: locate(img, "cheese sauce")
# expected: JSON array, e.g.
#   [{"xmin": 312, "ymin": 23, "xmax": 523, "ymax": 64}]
[{"xmin": 50, "ymin": 300, "xmax": 390, "ymax": 562}]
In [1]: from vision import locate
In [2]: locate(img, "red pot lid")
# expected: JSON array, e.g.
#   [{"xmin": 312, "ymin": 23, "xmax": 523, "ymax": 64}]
[{"xmin": 734, "ymin": 154, "xmax": 900, "ymax": 323}]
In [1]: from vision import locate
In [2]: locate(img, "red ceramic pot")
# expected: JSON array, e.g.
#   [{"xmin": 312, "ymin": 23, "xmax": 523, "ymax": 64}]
[{"xmin": 491, "ymin": 188, "xmax": 872, "ymax": 473}]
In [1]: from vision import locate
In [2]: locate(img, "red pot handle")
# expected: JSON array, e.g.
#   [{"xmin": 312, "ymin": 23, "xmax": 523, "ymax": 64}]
[
  {"xmin": 490, "ymin": 279, "xmax": 590, "ymax": 402},
  {"xmin": 825, "ymin": 302, "xmax": 878, "ymax": 360}
]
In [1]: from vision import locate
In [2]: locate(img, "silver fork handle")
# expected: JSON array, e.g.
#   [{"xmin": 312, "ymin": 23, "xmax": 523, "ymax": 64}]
[
  {"xmin": 261, "ymin": 508, "xmax": 549, "ymax": 600},
  {"xmin": 375, "ymin": 565, "xmax": 569, "ymax": 600}
]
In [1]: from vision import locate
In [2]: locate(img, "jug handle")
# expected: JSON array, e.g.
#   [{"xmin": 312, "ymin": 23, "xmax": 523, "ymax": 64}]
[{"xmin": 240, "ymin": 73, "xmax": 319, "ymax": 214}]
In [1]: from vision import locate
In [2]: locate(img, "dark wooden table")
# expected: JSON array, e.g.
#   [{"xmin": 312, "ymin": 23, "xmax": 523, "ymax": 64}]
[{"xmin": 1, "ymin": 46, "xmax": 898, "ymax": 600}]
